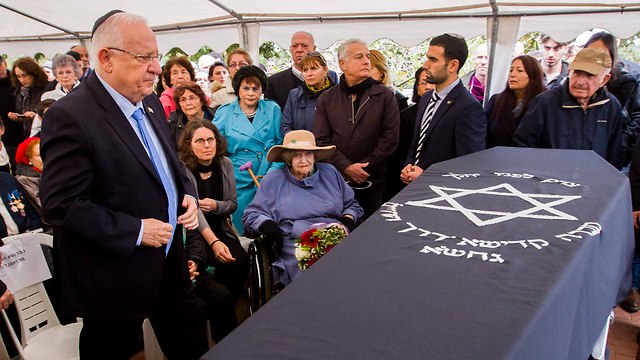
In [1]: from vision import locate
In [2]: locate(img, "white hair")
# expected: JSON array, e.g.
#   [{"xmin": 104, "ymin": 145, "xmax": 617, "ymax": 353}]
[
  {"xmin": 91, "ymin": 12, "xmax": 148, "ymax": 69},
  {"xmin": 52, "ymin": 54, "xmax": 80, "ymax": 74},
  {"xmin": 337, "ymin": 39, "xmax": 367, "ymax": 61}
]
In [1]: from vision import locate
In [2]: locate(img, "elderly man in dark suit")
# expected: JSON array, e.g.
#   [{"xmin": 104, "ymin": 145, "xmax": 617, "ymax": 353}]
[
  {"xmin": 401, "ymin": 34, "xmax": 486, "ymax": 185},
  {"xmin": 40, "ymin": 11, "xmax": 207, "ymax": 360},
  {"xmin": 265, "ymin": 31, "xmax": 338, "ymax": 110}
]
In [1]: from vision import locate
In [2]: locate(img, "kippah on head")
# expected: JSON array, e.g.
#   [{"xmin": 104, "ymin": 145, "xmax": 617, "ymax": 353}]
[{"xmin": 92, "ymin": 10, "xmax": 124, "ymax": 36}]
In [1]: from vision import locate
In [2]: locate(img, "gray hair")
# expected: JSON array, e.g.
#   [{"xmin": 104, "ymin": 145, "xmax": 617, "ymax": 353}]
[
  {"xmin": 91, "ymin": 12, "xmax": 148, "ymax": 68},
  {"xmin": 281, "ymin": 149, "xmax": 318, "ymax": 167},
  {"xmin": 337, "ymin": 39, "xmax": 367, "ymax": 61},
  {"xmin": 52, "ymin": 54, "xmax": 80, "ymax": 74}
]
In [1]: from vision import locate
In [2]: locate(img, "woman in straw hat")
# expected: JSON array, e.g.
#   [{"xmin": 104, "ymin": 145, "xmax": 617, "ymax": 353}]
[{"xmin": 243, "ymin": 130, "xmax": 364, "ymax": 285}]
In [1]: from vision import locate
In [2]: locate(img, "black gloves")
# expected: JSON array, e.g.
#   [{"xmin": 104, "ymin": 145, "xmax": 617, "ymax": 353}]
[
  {"xmin": 339, "ymin": 216, "xmax": 356, "ymax": 232},
  {"xmin": 260, "ymin": 220, "xmax": 284, "ymax": 250}
]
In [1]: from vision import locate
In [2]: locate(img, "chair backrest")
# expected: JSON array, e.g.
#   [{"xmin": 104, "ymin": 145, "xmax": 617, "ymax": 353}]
[
  {"xmin": 13, "ymin": 282, "xmax": 60, "ymax": 345},
  {"xmin": 0, "ymin": 231, "xmax": 58, "ymax": 346}
]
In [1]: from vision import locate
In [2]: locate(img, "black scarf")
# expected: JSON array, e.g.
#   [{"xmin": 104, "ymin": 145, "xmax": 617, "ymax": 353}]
[{"xmin": 339, "ymin": 75, "xmax": 377, "ymax": 108}]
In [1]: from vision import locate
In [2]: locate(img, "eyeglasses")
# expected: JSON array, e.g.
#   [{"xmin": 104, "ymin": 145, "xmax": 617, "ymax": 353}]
[
  {"xmin": 107, "ymin": 47, "xmax": 163, "ymax": 64},
  {"xmin": 194, "ymin": 137, "xmax": 216, "ymax": 146},
  {"xmin": 179, "ymin": 96, "xmax": 200, "ymax": 104},
  {"xmin": 304, "ymin": 51, "xmax": 327, "ymax": 63},
  {"xmin": 228, "ymin": 61, "xmax": 248, "ymax": 68}
]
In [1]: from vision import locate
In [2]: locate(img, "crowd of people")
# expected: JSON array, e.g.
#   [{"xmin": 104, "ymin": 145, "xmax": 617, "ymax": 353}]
[{"xmin": 0, "ymin": 8, "xmax": 638, "ymax": 359}]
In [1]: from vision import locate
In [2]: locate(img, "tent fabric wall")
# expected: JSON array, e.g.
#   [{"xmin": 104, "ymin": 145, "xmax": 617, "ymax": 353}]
[{"xmin": 0, "ymin": 1, "xmax": 638, "ymax": 99}]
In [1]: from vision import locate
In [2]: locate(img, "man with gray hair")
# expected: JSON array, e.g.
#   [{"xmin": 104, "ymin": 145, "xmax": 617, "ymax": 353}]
[
  {"xmin": 41, "ymin": 10, "xmax": 207, "ymax": 359},
  {"xmin": 313, "ymin": 38, "xmax": 399, "ymax": 219},
  {"xmin": 514, "ymin": 47, "xmax": 623, "ymax": 168},
  {"xmin": 265, "ymin": 31, "xmax": 338, "ymax": 110}
]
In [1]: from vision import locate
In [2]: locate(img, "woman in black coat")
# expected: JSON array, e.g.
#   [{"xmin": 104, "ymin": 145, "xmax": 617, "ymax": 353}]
[
  {"xmin": 485, "ymin": 55, "xmax": 546, "ymax": 148},
  {"xmin": 168, "ymin": 82, "xmax": 216, "ymax": 149},
  {"xmin": 7, "ymin": 58, "xmax": 48, "ymax": 143}
]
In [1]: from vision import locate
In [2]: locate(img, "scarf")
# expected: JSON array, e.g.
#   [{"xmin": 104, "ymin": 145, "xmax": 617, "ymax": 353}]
[
  {"xmin": 469, "ymin": 74, "xmax": 485, "ymax": 103},
  {"xmin": 304, "ymin": 77, "xmax": 332, "ymax": 96}
]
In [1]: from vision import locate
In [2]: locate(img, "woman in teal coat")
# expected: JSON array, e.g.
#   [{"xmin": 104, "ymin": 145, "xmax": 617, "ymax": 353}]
[{"xmin": 213, "ymin": 65, "xmax": 283, "ymax": 234}]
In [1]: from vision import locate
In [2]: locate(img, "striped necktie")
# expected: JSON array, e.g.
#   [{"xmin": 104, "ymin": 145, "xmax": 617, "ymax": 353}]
[{"xmin": 414, "ymin": 91, "xmax": 440, "ymax": 164}]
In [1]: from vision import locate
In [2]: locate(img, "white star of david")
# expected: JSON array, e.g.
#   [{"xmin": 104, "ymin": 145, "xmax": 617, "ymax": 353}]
[{"xmin": 405, "ymin": 183, "xmax": 581, "ymax": 226}]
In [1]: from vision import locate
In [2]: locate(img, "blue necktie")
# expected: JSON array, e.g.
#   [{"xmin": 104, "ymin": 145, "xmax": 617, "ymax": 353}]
[{"xmin": 131, "ymin": 108, "xmax": 177, "ymax": 255}]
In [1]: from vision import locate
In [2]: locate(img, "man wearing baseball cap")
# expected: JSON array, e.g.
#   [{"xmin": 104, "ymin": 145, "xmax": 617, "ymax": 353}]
[{"xmin": 514, "ymin": 47, "xmax": 624, "ymax": 169}]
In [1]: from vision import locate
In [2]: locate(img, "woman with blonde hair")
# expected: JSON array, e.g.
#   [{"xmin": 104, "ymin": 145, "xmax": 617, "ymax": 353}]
[{"xmin": 369, "ymin": 49, "xmax": 408, "ymax": 111}]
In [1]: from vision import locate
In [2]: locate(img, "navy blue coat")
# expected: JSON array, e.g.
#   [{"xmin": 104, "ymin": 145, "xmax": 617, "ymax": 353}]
[
  {"xmin": 280, "ymin": 79, "xmax": 335, "ymax": 135},
  {"xmin": 405, "ymin": 80, "xmax": 486, "ymax": 170},
  {"xmin": 0, "ymin": 172, "xmax": 40, "ymax": 237},
  {"xmin": 514, "ymin": 82, "xmax": 624, "ymax": 169}
]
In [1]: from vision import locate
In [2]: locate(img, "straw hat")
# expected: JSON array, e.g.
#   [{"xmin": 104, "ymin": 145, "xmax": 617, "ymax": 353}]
[{"xmin": 266, "ymin": 130, "xmax": 335, "ymax": 162}]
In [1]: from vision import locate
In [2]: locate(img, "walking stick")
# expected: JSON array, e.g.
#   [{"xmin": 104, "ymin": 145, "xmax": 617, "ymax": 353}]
[{"xmin": 240, "ymin": 161, "xmax": 261, "ymax": 188}]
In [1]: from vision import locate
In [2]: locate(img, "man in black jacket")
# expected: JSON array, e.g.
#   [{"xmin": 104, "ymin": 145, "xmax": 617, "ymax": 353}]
[{"xmin": 265, "ymin": 31, "xmax": 338, "ymax": 110}]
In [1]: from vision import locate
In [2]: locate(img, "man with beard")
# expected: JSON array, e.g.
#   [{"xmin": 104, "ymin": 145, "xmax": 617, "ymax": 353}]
[
  {"xmin": 461, "ymin": 43, "xmax": 489, "ymax": 103},
  {"xmin": 539, "ymin": 34, "xmax": 570, "ymax": 88},
  {"xmin": 401, "ymin": 34, "xmax": 486, "ymax": 185},
  {"xmin": 514, "ymin": 48, "xmax": 623, "ymax": 169}
]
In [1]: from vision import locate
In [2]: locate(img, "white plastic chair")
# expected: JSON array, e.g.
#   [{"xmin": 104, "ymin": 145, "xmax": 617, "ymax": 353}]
[{"xmin": 0, "ymin": 232, "xmax": 82, "ymax": 359}]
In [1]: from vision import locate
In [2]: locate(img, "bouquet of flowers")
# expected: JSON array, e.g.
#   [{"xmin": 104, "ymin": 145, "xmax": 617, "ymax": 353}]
[{"xmin": 295, "ymin": 223, "xmax": 348, "ymax": 270}]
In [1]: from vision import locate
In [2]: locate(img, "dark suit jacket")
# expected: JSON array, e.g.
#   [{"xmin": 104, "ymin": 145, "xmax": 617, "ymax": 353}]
[
  {"xmin": 265, "ymin": 67, "xmax": 338, "ymax": 110},
  {"xmin": 40, "ymin": 72, "xmax": 196, "ymax": 320},
  {"xmin": 0, "ymin": 172, "xmax": 41, "ymax": 237},
  {"xmin": 485, "ymin": 94, "xmax": 522, "ymax": 148},
  {"xmin": 405, "ymin": 80, "xmax": 486, "ymax": 170}
]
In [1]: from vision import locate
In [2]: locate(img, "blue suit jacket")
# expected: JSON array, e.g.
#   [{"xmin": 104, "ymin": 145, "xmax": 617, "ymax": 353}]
[
  {"xmin": 40, "ymin": 71, "xmax": 196, "ymax": 320},
  {"xmin": 0, "ymin": 172, "xmax": 40, "ymax": 237},
  {"xmin": 406, "ymin": 80, "xmax": 487, "ymax": 170}
]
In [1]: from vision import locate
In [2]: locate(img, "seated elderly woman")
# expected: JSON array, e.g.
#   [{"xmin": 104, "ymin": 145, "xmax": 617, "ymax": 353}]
[
  {"xmin": 243, "ymin": 130, "xmax": 364, "ymax": 286},
  {"xmin": 40, "ymin": 54, "xmax": 80, "ymax": 101},
  {"xmin": 168, "ymin": 82, "xmax": 216, "ymax": 148},
  {"xmin": 14, "ymin": 137, "xmax": 42, "ymax": 211}
]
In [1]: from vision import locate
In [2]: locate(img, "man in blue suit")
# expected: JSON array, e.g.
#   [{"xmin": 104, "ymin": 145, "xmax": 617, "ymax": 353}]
[
  {"xmin": 40, "ymin": 11, "xmax": 207, "ymax": 359},
  {"xmin": 401, "ymin": 34, "xmax": 486, "ymax": 185}
]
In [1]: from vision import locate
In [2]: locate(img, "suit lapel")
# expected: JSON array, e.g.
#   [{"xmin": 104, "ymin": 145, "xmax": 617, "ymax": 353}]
[
  {"xmin": 86, "ymin": 74, "xmax": 160, "ymax": 183},
  {"xmin": 143, "ymin": 99, "xmax": 180, "ymax": 178},
  {"xmin": 422, "ymin": 82, "xmax": 461, "ymax": 141}
]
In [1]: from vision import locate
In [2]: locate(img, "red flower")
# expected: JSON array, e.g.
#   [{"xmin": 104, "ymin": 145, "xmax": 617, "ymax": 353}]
[
  {"xmin": 300, "ymin": 228, "xmax": 316, "ymax": 247},
  {"xmin": 309, "ymin": 235, "xmax": 319, "ymax": 248},
  {"xmin": 325, "ymin": 244, "xmax": 335, "ymax": 252}
]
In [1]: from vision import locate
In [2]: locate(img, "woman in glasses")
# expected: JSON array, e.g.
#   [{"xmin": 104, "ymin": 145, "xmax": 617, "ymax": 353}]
[
  {"xmin": 159, "ymin": 56, "xmax": 196, "ymax": 118},
  {"xmin": 280, "ymin": 51, "xmax": 336, "ymax": 136},
  {"xmin": 177, "ymin": 119, "xmax": 248, "ymax": 342},
  {"xmin": 210, "ymin": 49, "xmax": 253, "ymax": 109},
  {"xmin": 168, "ymin": 82, "xmax": 216, "ymax": 148},
  {"xmin": 213, "ymin": 65, "xmax": 283, "ymax": 234}
]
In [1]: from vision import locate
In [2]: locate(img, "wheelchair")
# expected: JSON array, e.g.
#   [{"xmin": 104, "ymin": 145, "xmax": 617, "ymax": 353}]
[{"xmin": 247, "ymin": 236, "xmax": 284, "ymax": 314}]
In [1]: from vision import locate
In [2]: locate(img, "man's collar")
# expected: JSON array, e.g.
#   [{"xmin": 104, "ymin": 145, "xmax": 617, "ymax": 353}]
[
  {"xmin": 291, "ymin": 65, "xmax": 304, "ymax": 81},
  {"xmin": 95, "ymin": 72, "xmax": 144, "ymax": 119}
]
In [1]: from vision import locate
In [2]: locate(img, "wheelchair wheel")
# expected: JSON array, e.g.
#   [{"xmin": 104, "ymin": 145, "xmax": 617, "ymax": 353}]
[{"xmin": 247, "ymin": 240, "xmax": 275, "ymax": 314}]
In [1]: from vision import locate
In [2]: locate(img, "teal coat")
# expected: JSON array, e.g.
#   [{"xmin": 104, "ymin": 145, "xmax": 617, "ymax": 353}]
[{"xmin": 213, "ymin": 99, "xmax": 283, "ymax": 234}]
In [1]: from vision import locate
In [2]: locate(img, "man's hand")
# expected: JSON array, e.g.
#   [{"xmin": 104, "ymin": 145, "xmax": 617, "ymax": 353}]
[
  {"xmin": 344, "ymin": 162, "xmax": 370, "ymax": 184},
  {"xmin": 198, "ymin": 198, "xmax": 217, "ymax": 213},
  {"xmin": 0, "ymin": 289, "xmax": 13, "ymax": 310},
  {"xmin": 212, "ymin": 241, "xmax": 236, "ymax": 263},
  {"xmin": 400, "ymin": 164, "xmax": 424, "ymax": 184},
  {"xmin": 187, "ymin": 260, "xmax": 199, "ymax": 281},
  {"xmin": 633, "ymin": 211, "xmax": 640, "ymax": 230},
  {"xmin": 178, "ymin": 196, "xmax": 199, "ymax": 230},
  {"xmin": 141, "ymin": 219, "xmax": 173, "ymax": 248}
]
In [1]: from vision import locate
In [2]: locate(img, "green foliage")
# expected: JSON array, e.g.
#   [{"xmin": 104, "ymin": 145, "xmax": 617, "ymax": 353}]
[
  {"xmin": 190, "ymin": 45, "xmax": 214, "ymax": 62},
  {"xmin": 164, "ymin": 47, "xmax": 188, "ymax": 60}
]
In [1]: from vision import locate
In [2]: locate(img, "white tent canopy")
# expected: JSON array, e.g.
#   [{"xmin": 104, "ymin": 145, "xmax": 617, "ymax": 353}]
[{"xmin": 1, "ymin": 0, "xmax": 639, "ymax": 97}]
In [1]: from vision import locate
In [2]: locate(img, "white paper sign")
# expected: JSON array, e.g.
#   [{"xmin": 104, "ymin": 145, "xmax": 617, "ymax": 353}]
[{"xmin": 0, "ymin": 235, "xmax": 52, "ymax": 292}]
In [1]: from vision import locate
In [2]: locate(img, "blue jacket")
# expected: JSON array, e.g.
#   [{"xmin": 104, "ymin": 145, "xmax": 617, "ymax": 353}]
[
  {"xmin": 213, "ymin": 99, "xmax": 283, "ymax": 234},
  {"xmin": 0, "ymin": 172, "xmax": 40, "ymax": 237},
  {"xmin": 514, "ymin": 82, "xmax": 624, "ymax": 169},
  {"xmin": 281, "ymin": 79, "xmax": 336, "ymax": 136}
]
